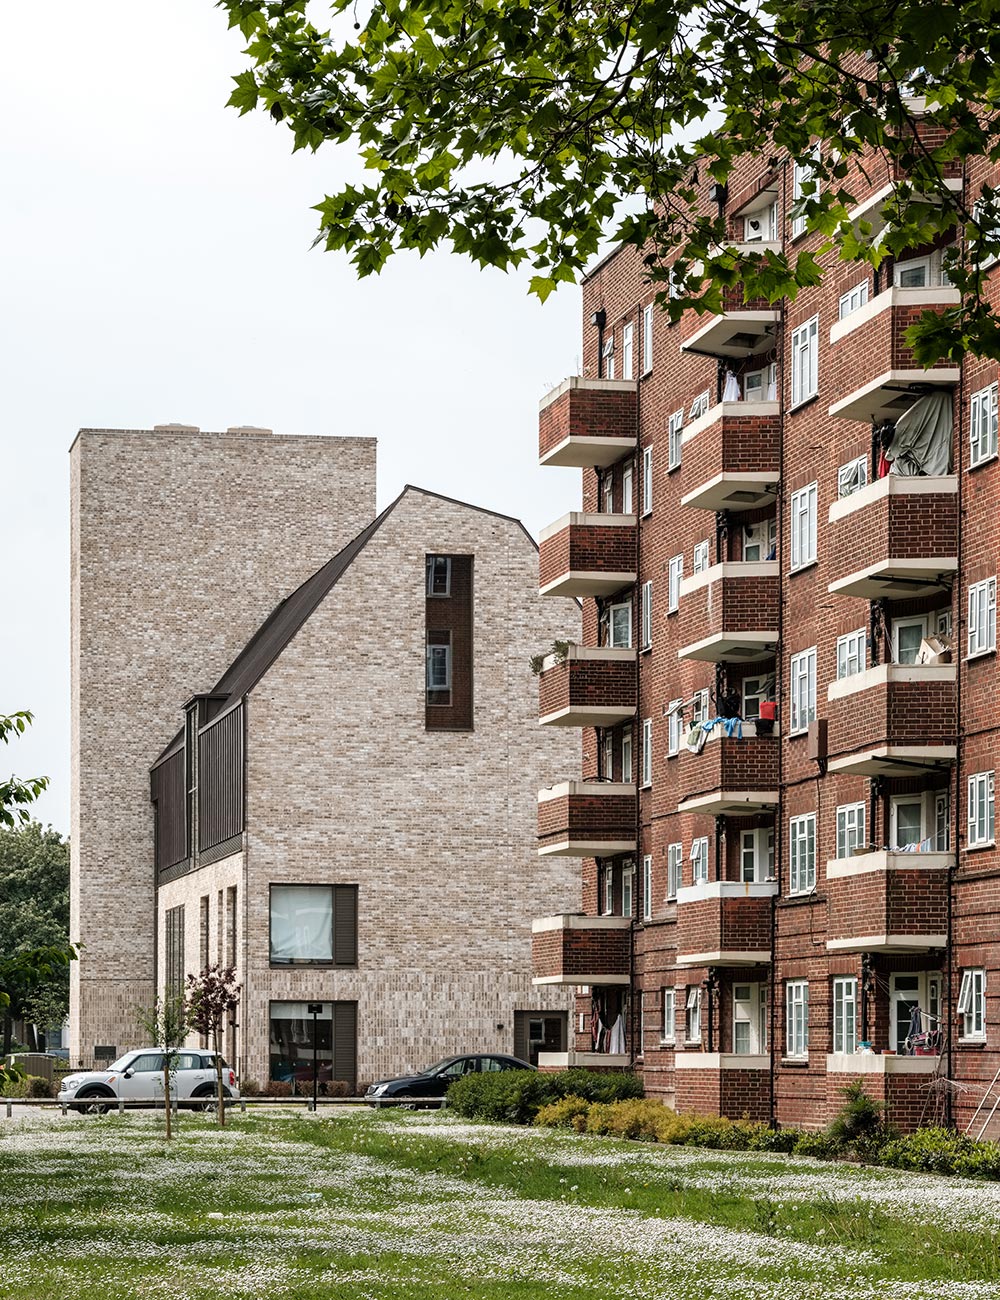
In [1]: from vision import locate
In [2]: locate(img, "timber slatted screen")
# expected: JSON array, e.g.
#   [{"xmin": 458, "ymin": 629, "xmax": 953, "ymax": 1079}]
[
  {"xmin": 151, "ymin": 749, "xmax": 187, "ymax": 870},
  {"xmin": 333, "ymin": 1001, "xmax": 357, "ymax": 1092},
  {"xmin": 165, "ymin": 905, "xmax": 185, "ymax": 996},
  {"xmin": 333, "ymin": 885, "xmax": 358, "ymax": 966},
  {"xmin": 198, "ymin": 703, "xmax": 244, "ymax": 854}
]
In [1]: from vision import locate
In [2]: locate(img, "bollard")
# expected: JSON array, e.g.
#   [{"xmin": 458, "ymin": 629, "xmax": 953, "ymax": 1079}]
[
  {"xmin": 61, "ymin": 1102, "xmax": 67, "ymax": 1116},
  {"xmin": 5, "ymin": 1099, "xmax": 10, "ymax": 1119},
  {"xmin": 240, "ymin": 1098, "xmax": 246, "ymax": 1113}
]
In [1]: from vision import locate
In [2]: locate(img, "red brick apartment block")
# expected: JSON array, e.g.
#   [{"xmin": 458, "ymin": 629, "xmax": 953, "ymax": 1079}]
[{"xmin": 529, "ymin": 130, "xmax": 1000, "ymax": 1133}]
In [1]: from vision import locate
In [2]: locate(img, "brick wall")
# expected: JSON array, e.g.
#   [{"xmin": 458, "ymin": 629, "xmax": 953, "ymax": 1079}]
[
  {"xmin": 538, "ymin": 654, "xmax": 636, "ymax": 720},
  {"xmin": 538, "ymin": 789, "xmax": 637, "ymax": 851},
  {"xmin": 538, "ymin": 380, "xmax": 637, "ymax": 459},
  {"xmin": 827, "ymin": 868, "xmax": 948, "ymax": 946},
  {"xmin": 531, "ymin": 925, "xmax": 631, "ymax": 981},
  {"xmin": 676, "ymin": 895, "xmax": 772, "ymax": 956},
  {"xmin": 538, "ymin": 520, "xmax": 637, "ymax": 589}
]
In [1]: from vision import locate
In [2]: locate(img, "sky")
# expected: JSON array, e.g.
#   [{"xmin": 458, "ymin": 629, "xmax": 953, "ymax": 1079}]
[{"xmin": 1, "ymin": 2, "xmax": 584, "ymax": 836}]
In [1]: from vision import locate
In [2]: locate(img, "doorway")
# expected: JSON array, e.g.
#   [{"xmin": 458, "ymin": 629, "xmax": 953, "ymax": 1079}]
[{"xmin": 514, "ymin": 1011, "xmax": 567, "ymax": 1065}]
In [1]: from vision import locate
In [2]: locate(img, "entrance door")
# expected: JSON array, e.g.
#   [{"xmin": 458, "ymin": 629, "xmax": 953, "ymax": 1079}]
[
  {"xmin": 514, "ymin": 1011, "xmax": 567, "ymax": 1065},
  {"xmin": 732, "ymin": 983, "xmax": 768, "ymax": 1054},
  {"xmin": 890, "ymin": 973, "xmax": 941, "ymax": 1053}
]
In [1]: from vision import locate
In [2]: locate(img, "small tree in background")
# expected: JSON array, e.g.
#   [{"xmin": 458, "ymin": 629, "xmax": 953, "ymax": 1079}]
[
  {"xmin": 186, "ymin": 965, "xmax": 241, "ymax": 1127},
  {"xmin": 136, "ymin": 994, "xmax": 190, "ymax": 1140}
]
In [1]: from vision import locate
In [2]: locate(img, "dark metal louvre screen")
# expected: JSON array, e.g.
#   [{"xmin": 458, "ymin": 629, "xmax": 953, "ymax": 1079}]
[
  {"xmin": 333, "ymin": 885, "xmax": 358, "ymax": 966},
  {"xmin": 198, "ymin": 703, "xmax": 244, "ymax": 854},
  {"xmin": 151, "ymin": 750, "xmax": 187, "ymax": 870},
  {"xmin": 165, "ymin": 904, "xmax": 185, "ymax": 996},
  {"xmin": 333, "ymin": 1001, "xmax": 357, "ymax": 1091}
]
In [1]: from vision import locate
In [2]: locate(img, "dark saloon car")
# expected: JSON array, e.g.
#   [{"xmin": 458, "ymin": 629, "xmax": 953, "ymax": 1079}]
[{"xmin": 365, "ymin": 1053, "xmax": 534, "ymax": 1106}]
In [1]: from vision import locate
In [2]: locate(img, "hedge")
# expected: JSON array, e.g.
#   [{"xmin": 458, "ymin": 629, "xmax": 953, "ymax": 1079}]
[{"xmin": 446, "ymin": 1068, "xmax": 642, "ymax": 1124}]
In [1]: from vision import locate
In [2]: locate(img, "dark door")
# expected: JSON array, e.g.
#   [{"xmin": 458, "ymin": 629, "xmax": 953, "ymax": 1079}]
[{"xmin": 514, "ymin": 1011, "xmax": 567, "ymax": 1066}]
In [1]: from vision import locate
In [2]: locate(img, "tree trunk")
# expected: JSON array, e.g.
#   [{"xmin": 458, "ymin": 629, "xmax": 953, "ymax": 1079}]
[
  {"xmin": 163, "ymin": 1062, "xmax": 172, "ymax": 1141},
  {"xmin": 215, "ymin": 1024, "xmax": 225, "ymax": 1127},
  {"xmin": 26, "ymin": 1022, "xmax": 38, "ymax": 1052},
  {"xmin": 2, "ymin": 1013, "xmax": 12, "ymax": 1058}
]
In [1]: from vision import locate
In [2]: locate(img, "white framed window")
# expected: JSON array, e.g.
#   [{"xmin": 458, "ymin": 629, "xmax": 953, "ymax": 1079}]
[
  {"xmin": 622, "ymin": 321, "xmax": 634, "ymax": 380},
  {"xmin": 968, "ymin": 577, "xmax": 997, "ymax": 657},
  {"xmin": 685, "ymin": 986, "xmax": 702, "ymax": 1043},
  {"xmin": 894, "ymin": 255, "xmax": 932, "ymax": 289},
  {"xmin": 935, "ymin": 790, "xmax": 951, "ymax": 852},
  {"xmin": 890, "ymin": 972, "xmax": 940, "ymax": 1054},
  {"xmin": 426, "ymin": 636, "xmax": 452, "ymax": 695},
  {"xmin": 668, "ymin": 555, "xmax": 683, "ymax": 612},
  {"xmin": 602, "ymin": 731, "xmax": 614, "ymax": 781},
  {"xmin": 971, "ymin": 383, "xmax": 999, "ymax": 467},
  {"xmin": 426, "ymin": 555, "xmax": 451, "ymax": 596},
  {"xmin": 642, "ymin": 304, "xmax": 653, "ymax": 374},
  {"xmin": 602, "ymin": 332, "xmax": 615, "ymax": 379},
  {"xmin": 690, "ymin": 836, "xmax": 709, "ymax": 885},
  {"xmin": 743, "ymin": 517, "xmax": 776, "ymax": 563},
  {"xmin": 838, "ymin": 281, "xmax": 869, "ymax": 319},
  {"xmin": 691, "ymin": 688, "xmax": 710, "ymax": 728},
  {"xmin": 790, "ymin": 316, "xmax": 819, "ymax": 407},
  {"xmin": 602, "ymin": 473, "xmax": 615, "ymax": 514},
  {"xmin": 641, "ymin": 580, "xmax": 652, "ymax": 650},
  {"xmin": 785, "ymin": 980, "xmax": 809, "ymax": 1058},
  {"xmin": 958, "ymin": 968, "xmax": 986, "ymax": 1040},
  {"xmin": 741, "ymin": 827, "xmax": 774, "ymax": 882},
  {"xmin": 832, "ymin": 977, "xmax": 857, "ymax": 1054},
  {"xmin": 661, "ymin": 987, "xmax": 675, "ymax": 1042},
  {"xmin": 968, "ymin": 771, "xmax": 995, "ymax": 848},
  {"xmin": 891, "ymin": 795, "xmax": 924, "ymax": 851},
  {"xmin": 733, "ymin": 982, "xmax": 767, "ymax": 1055},
  {"xmin": 622, "ymin": 464, "xmax": 633, "ymax": 515},
  {"xmin": 693, "ymin": 539, "xmax": 710, "ymax": 574},
  {"xmin": 621, "ymin": 732, "xmax": 633, "ymax": 785},
  {"xmin": 789, "ymin": 814, "xmax": 816, "ymax": 893},
  {"xmin": 603, "ymin": 868, "xmax": 614, "ymax": 916},
  {"xmin": 789, "ymin": 483, "xmax": 817, "ymax": 569},
  {"xmin": 642, "ymin": 445, "xmax": 653, "ymax": 515},
  {"xmin": 668, "ymin": 410, "xmax": 684, "ymax": 470},
  {"xmin": 608, "ymin": 601, "xmax": 632, "ymax": 648},
  {"xmin": 972, "ymin": 197, "xmax": 1000, "ymax": 271},
  {"xmin": 689, "ymin": 389, "xmax": 711, "ymax": 421},
  {"xmin": 893, "ymin": 615, "xmax": 927, "ymax": 665},
  {"xmin": 621, "ymin": 863, "xmax": 635, "ymax": 918},
  {"xmin": 791, "ymin": 149, "xmax": 818, "ymax": 238},
  {"xmin": 741, "ymin": 673, "xmax": 772, "ymax": 720},
  {"xmin": 744, "ymin": 361, "xmax": 777, "ymax": 403},
  {"xmin": 743, "ymin": 198, "xmax": 778, "ymax": 243},
  {"xmin": 641, "ymin": 718, "xmax": 652, "ymax": 787},
  {"xmin": 667, "ymin": 843, "xmax": 683, "ymax": 899},
  {"xmin": 642, "ymin": 855, "xmax": 653, "ymax": 921},
  {"xmin": 667, "ymin": 698, "xmax": 683, "ymax": 757},
  {"xmin": 836, "ymin": 802, "xmax": 866, "ymax": 859},
  {"xmin": 837, "ymin": 454, "xmax": 868, "ymax": 498},
  {"xmin": 789, "ymin": 647, "xmax": 816, "ymax": 734},
  {"xmin": 836, "ymin": 628, "xmax": 866, "ymax": 680}
]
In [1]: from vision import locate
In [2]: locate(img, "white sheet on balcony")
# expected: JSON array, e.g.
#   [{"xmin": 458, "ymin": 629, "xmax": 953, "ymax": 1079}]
[{"xmin": 887, "ymin": 390, "xmax": 953, "ymax": 476}]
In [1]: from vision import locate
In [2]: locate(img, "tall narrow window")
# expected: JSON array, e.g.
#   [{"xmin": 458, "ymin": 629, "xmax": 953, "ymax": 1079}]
[
  {"xmin": 685, "ymin": 986, "xmax": 702, "ymax": 1043},
  {"xmin": 668, "ymin": 410, "xmax": 684, "ymax": 470},
  {"xmin": 971, "ymin": 382, "xmax": 999, "ymax": 466},
  {"xmin": 791, "ymin": 148, "xmax": 818, "ymax": 238},
  {"xmin": 602, "ymin": 731, "xmax": 614, "ymax": 781},
  {"xmin": 832, "ymin": 977, "xmax": 857, "ymax": 1054},
  {"xmin": 740, "ymin": 827, "xmax": 774, "ymax": 882},
  {"xmin": 667, "ymin": 698, "xmax": 683, "ymax": 757},
  {"xmin": 733, "ymin": 983, "xmax": 767, "ymax": 1054},
  {"xmin": 790, "ymin": 483, "xmax": 818, "ymax": 569},
  {"xmin": 968, "ymin": 577, "xmax": 997, "ymax": 657},
  {"xmin": 608, "ymin": 600, "xmax": 632, "ymax": 648},
  {"xmin": 789, "ymin": 647, "xmax": 816, "ymax": 733},
  {"xmin": 602, "ymin": 332, "xmax": 615, "ymax": 379},
  {"xmin": 621, "ymin": 732, "xmax": 633, "ymax": 785},
  {"xmin": 602, "ymin": 473, "xmax": 615, "ymax": 514},
  {"xmin": 622, "ymin": 464, "xmax": 634, "ymax": 515},
  {"xmin": 641, "ymin": 718, "xmax": 652, "ymax": 787},
  {"xmin": 693, "ymin": 539, "xmax": 710, "ymax": 573},
  {"xmin": 836, "ymin": 803, "xmax": 866, "ymax": 858},
  {"xmin": 661, "ymin": 988, "xmax": 675, "ymax": 1042},
  {"xmin": 785, "ymin": 980, "xmax": 809, "ymax": 1057},
  {"xmin": 199, "ymin": 895, "xmax": 210, "ymax": 973},
  {"xmin": 642, "ymin": 303, "xmax": 653, "ymax": 374},
  {"xmin": 789, "ymin": 814, "xmax": 816, "ymax": 893},
  {"xmin": 642, "ymin": 446, "xmax": 653, "ymax": 515},
  {"xmin": 958, "ymin": 968, "xmax": 987, "ymax": 1040},
  {"xmin": 603, "ymin": 868, "xmax": 615, "ymax": 916},
  {"xmin": 667, "ymin": 843, "xmax": 682, "ymax": 899},
  {"xmin": 641, "ymin": 581, "xmax": 652, "ymax": 650},
  {"xmin": 425, "ymin": 554, "xmax": 473, "ymax": 729},
  {"xmin": 426, "ymin": 555, "xmax": 451, "ymax": 596},
  {"xmin": 225, "ymin": 885, "xmax": 237, "ymax": 968},
  {"xmin": 622, "ymin": 321, "xmax": 634, "ymax": 380},
  {"xmin": 642, "ymin": 855, "xmax": 653, "ymax": 921},
  {"xmin": 836, "ymin": 629, "xmax": 866, "ymax": 679},
  {"xmin": 426, "ymin": 632, "xmax": 452, "ymax": 699},
  {"xmin": 968, "ymin": 772, "xmax": 995, "ymax": 847},
  {"xmin": 790, "ymin": 317, "xmax": 819, "ymax": 405},
  {"xmin": 691, "ymin": 836, "xmax": 709, "ymax": 885},
  {"xmin": 668, "ymin": 555, "xmax": 683, "ymax": 613}
]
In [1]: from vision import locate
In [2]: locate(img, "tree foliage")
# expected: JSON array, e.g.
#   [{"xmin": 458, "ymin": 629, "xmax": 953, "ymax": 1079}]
[
  {"xmin": 186, "ymin": 965, "xmax": 242, "ymax": 1126},
  {"xmin": 136, "ymin": 994, "xmax": 190, "ymax": 1140},
  {"xmin": 1, "ymin": 712, "xmax": 48, "ymax": 830},
  {"xmin": 219, "ymin": 0, "xmax": 1000, "ymax": 362}
]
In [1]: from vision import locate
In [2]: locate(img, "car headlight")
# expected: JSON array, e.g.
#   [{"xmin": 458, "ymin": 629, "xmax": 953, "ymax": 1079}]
[
  {"xmin": 370, "ymin": 1083, "xmax": 389, "ymax": 1096},
  {"xmin": 61, "ymin": 1077, "xmax": 82, "ymax": 1091}
]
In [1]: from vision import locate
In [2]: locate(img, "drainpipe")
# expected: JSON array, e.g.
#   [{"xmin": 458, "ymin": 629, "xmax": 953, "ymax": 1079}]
[
  {"xmin": 630, "ymin": 328, "xmax": 641, "ymax": 1067},
  {"xmin": 593, "ymin": 309, "xmax": 607, "ymax": 378}
]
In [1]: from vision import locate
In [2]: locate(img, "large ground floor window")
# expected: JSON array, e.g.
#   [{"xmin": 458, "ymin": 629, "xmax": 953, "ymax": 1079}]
[{"xmin": 268, "ymin": 1000, "xmax": 357, "ymax": 1093}]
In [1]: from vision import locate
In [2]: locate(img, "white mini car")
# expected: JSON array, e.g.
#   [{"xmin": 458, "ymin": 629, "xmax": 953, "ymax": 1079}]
[{"xmin": 58, "ymin": 1049, "xmax": 239, "ymax": 1113}]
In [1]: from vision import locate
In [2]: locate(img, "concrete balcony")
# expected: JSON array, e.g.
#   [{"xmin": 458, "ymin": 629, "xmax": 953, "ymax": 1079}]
[
  {"xmin": 827, "ymin": 476, "xmax": 958, "ymax": 600},
  {"xmin": 538, "ymin": 512, "xmax": 636, "ymax": 598},
  {"xmin": 531, "ymin": 914, "xmax": 632, "ymax": 985},
  {"xmin": 538, "ymin": 1051, "xmax": 631, "ymax": 1069},
  {"xmin": 679, "ymin": 402, "xmax": 781, "ymax": 512},
  {"xmin": 538, "ymin": 376, "xmax": 638, "ymax": 468},
  {"xmin": 827, "ymin": 664, "xmax": 957, "ymax": 775},
  {"xmin": 678, "ymin": 562, "xmax": 779, "ymax": 663},
  {"xmin": 674, "ymin": 881, "xmax": 777, "ymax": 966},
  {"xmin": 537, "ymin": 781, "xmax": 636, "ymax": 857},
  {"xmin": 681, "ymin": 310, "xmax": 780, "ymax": 360},
  {"xmin": 826, "ymin": 851, "xmax": 949, "ymax": 953},
  {"xmin": 538, "ymin": 646, "xmax": 636, "ymax": 728},
  {"xmin": 676, "ymin": 726, "xmax": 779, "ymax": 816}
]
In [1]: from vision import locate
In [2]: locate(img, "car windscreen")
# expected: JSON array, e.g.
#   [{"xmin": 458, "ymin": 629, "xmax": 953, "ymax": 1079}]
[
  {"xmin": 107, "ymin": 1053, "xmax": 137, "ymax": 1071},
  {"xmin": 424, "ymin": 1058, "xmax": 458, "ymax": 1075}
]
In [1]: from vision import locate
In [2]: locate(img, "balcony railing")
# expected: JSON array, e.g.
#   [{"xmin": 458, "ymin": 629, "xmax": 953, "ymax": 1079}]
[
  {"xmin": 674, "ymin": 881, "xmax": 777, "ymax": 966},
  {"xmin": 538, "ymin": 376, "xmax": 638, "ymax": 468},
  {"xmin": 827, "ymin": 664, "xmax": 957, "ymax": 776},
  {"xmin": 827, "ymin": 475, "xmax": 958, "ymax": 600},
  {"xmin": 531, "ymin": 914, "xmax": 632, "ymax": 985},
  {"xmin": 538, "ymin": 646, "xmax": 636, "ymax": 728},
  {"xmin": 676, "ymin": 725, "xmax": 780, "ymax": 816},
  {"xmin": 826, "ymin": 852, "xmax": 949, "ymax": 953},
  {"xmin": 538, "ymin": 512, "xmax": 637, "ymax": 598},
  {"xmin": 537, "ymin": 781, "xmax": 637, "ymax": 857},
  {"xmin": 678, "ymin": 563, "xmax": 779, "ymax": 663},
  {"xmin": 680, "ymin": 402, "xmax": 780, "ymax": 512}
]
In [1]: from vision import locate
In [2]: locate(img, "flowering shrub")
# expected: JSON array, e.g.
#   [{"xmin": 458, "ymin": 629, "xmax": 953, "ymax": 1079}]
[{"xmin": 533, "ymin": 1095, "xmax": 591, "ymax": 1131}]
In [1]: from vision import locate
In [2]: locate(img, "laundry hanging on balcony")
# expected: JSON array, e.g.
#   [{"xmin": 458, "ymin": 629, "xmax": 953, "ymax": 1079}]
[
  {"xmin": 884, "ymin": 390, "xmax": 954, "ymax": 476},
  {"xmin": 722, "ymin": 369, "xmax": 741, "ymax": 402}
]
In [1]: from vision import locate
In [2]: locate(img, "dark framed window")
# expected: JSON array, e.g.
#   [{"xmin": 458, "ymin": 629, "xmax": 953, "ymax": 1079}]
[
  {"xmin": 165, "ymin": 905, "xmax": 185, "ymax": 996},
  {"xmin": 268, "ymin": 1000, "xmax": 357, "ymax": 1091},
  {"xmin": 269, "ymin": 884, "xmax": 357, "ymax": 967},
  {"xmin": 426, "ymin": 555, "xmax": 451, "ymax": 596}
]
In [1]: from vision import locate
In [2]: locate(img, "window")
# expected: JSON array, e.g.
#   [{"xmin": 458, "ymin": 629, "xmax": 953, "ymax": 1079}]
[
  {"xmin": 832, "ymin": 977, "xmax": 857, "ymax": 1054},
  {"xmin": 603, "ymin": 868, "xmax": 615, "ymax": 916},
  {"xmin": 689, "ymin": 389, "xmax": 711, "ymax": 421},
  {"xmin": 668, "ymin": 555, "xmax": 683, "ymax": 612},
  {"xmin": 641, "ymin": 581, "xmax": 652, "ymax": 650},
  {"xmin": 426, "ymin": 631, "xmax": 452, "ymax": 703},
  {"xmin": 744, "ymin": 362, "xmax": 777, "ymax": 403},
  {"xmin": 691, "ymin": 836, "xmax": 709, "ymax": 886},
  {"xmin": 836, "ymin": 629, "xmax": 866, "ymax": 679},
  {"xmin": 971, "ymin": 384, "xmax": 999, "ymax": 468},
  {"xmin": 733, "ymin": 983, "xmax": 767, "ymax": 1055},
  {"xmin": 741, "ymin": 827, "xmax": 774, "ymax": 882},
  {"xmin": 668, "ymin": 410, "xmax": 684, "ymax": 470},
  {"xmin": 958, "ymin": 968, "xmax": 987, "ymax": 1040},
  {"xmin": 602, "ymin": 731, "xmax": 614, "ymax": 781},
  {"xmin": 643, "ymin": 855, "xmax": 653, "ymax": 921},
  {"xmin": 743, "ymin": 517, "xmax": 776, "ymax": 563},
  {"xmin": 968, "ymin": 772, "xmax": 995, "ymax": 848},
  {"xmin": 667, "ymin": 698, "xmax": 683, "ymax": 757},
  {"xmin": 269, "ymin": 1001, "xmax": 357, "ymax": 1090},
  {"xmin": 667, "ymin": 843, "xmax": 683, "ymax": 899},
  {"xmin": 743, "ymin": 198, "xmax": 778, "ymax": 242},
  {"xmin": 741, "ymin": 673, "xmax": 772, "ymax": 720},
  {"xmin": 621, "ymin": 732, "xmax": 633, "ymax": 785},
  {"xmin": 641, "ymin": 718, "xmax": 652, "ymax": 787},
  {"xmin": 225, "ymin": 885, "xmax": 237, "ymax": 968},
  {"xmin": 693, "ymin": 539, "xmax": 710, "ymax": 574},
  {"xmin": 935, "ymin": 791, "xmax": 951, "ymax": 852},
  {"xmin": 622, "ymin": 321, "xmax": 634, "ymax": 380},
  {"xmin": 838, "ymin": 281, "xmax": 869, "ymax": 319},
  {"xmin": 602, "ymin": 332, "xmax": 615, "ymax": 379},
  {"xmin": 426, "ymin": 555, "xmax": 451, "ymax": 596},
  {"xmin": 837, "ymin": 454, "xmax": 868, "ymax": 498},
  {"xmin": 622, "ymin": 863, "xmax": 635, "ymax": 918},
  {"xmin": 691, "ymin": 688, "xmax": 710, "ymax": 728},
  {"xmin": 968, "ymin": 577, "xmax": 997, "ymax": 656},
  {"xmin": 894, "ymin": 255, "xmax": 932, "ymax": 288},
  {"xmin": 790, "ymin": 317, "xmax": 819, "ymax": 406},
  {"xmin": 269, "ymin": 884, "xmax": 358, "ymax": 966},
  {"xmin": 789, "ymin": 814, "xmax": 816, "ymax": 893},
  {"xmin": 642, "ymin": 446, "xmax": 653, "ymax": 514},
  {"xmin": 972, "ymin": 198, "xmax": 1000, "ymax": 270},
  {"xmin": 622, "ymin": 464, "xmax": 633, "ymax": 515},
  {"xmin": 685, "ymin": 986, "xmax": 702, "ymax": 1043},
  {"xmin": 602, "ymin": 473, "xmax": 615, "ymax": 514},
  {"xmin": 165, "ymin": 904, "xmax": 185, "ymax": 997},
  {"xmin": 199, "ymin": 895, "xmax": 210, "ymax": 972},
  {"xmin": 836, "ymin": 803, "xmax": 866, "ymax": 859},
  {"xmin": 893, "ymin": 615, "xmax": 927, "ymax": 665},
  {"xmin": 642, "ymin": 304, "xmax": 653, "ymax": 374},
  {"xmin": 791, "ymin": 150, "xmax": 818, "ymax": 238},
  {"xmin": 789, "ymin": 647, "xmax": 816, "ymax": 734},
  {"xmin": 661, "ymin": 987, "xmax": 675, "ymax": 1042},
  {"xmin": 785, "ymin": 980, "xmax": 809, "ymax": 1057},
  {"xmin": 891, "ymin": 796, "xmax": 924, "ymax": 851},
  {"xmin": 608, "ymin": 601, "xmax": 632, "ymax": 648},
  {"xmin": 790, "ymin": 483, "xmax": 817, "ymax": 569}
]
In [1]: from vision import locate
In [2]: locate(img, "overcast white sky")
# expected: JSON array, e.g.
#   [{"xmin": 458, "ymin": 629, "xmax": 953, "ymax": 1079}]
[{"xmin": 1, "ymin": 2, "xmax": 584, "ymax": 835}]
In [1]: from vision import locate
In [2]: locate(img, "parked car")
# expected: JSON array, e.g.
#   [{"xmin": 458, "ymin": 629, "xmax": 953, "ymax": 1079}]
[
  {"xmin": 57, "ymin": 1049, "xmax": 239, "ymax": 1113},
  {"xmin": 365, "ymin": 1053, "xmax": 534, "ymax": 1107}
]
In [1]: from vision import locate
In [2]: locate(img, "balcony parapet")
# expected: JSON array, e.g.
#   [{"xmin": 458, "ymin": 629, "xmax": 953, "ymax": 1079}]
[
  {"xmin": 675, "ymin": 1052, "xmax": 770, "ymax": 1070},
  {"xmin": 826, "ymin": 854, "xmax": 948, "ymax": 953},
  {"xmin": 678, "ymin": 562, "xmax": 779, "ymax": 664},
  {"xmin": 538, "ymin": 376, "xmax": 638, "ymax": 468},
  {"xmin": 538, "ymin": 646, "xmax": 636, "ymax": 728},
  {"xmin": 537, "ymin": 780, "xmax": 637, "ymax": 857},
  {"xmin": 827, "ymin": 663, "xmax": 956, "ymax": 764},
  {"xmin": 675, "ymin": 881, "xmax": 777, "ymax": 967},
  {"xmin": 531, "ymin": 913, "xmax": 632, "ymax": 986},
  {"xmin": 539, "ymin": 512, "xmax": 637, "ymax": 598},
  {"xmin": 680, "ymin": 401, "xmax": 780, "ymax": 512}
]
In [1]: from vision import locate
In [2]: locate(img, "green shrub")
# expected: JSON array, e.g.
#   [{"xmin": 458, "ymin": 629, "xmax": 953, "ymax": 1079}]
[
  {"xmin": 793, "ymin": 1131, "xmax": 843, "ymax": 1160},
  {"xmin": 534, "ymin": 1095, "xmax": 591, "ymax": 1130},
  {"xmin": 1, "ymin": 1073, "xmax": 52, "ymax": 1099},
  {"xmin": 827, "ymin": 1080, "xmax": 887, "ymax": 1147},
  {"xmin": 746, "ymin": 1125, "xmax": 801, "ymax": 1154},
  {"xmin": 879, "ymin": 1127, "xmax": 975, "ymax": 1176},
  {"xmin": 584, "ymin": 1097, "xmax": 676, "ymax": 1141},
  {"xmin": 550, "ymin": 1069, "xmax": 643, "ymax": 1104},
  {"xmin": 953, "ymin": 1140, "xmax": 1000, "ymax": 1179},
  {"xmin": 447, "ymin": 1070, "xmax": 557, "ymax": 1124}
]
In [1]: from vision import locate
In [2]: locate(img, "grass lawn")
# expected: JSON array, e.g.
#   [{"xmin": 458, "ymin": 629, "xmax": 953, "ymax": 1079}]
[{"xmin": 3, "ymin": 1109, "xmax": 1000, "ymax": 1299}]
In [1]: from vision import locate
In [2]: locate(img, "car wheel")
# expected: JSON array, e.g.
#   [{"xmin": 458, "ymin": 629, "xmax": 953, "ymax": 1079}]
[
  {"xmin": 190, "ymin": 1087, "xmax": 229, "ymax": 1112},
  {"xmin": 75, "ymin": 1090, "xmax": 114, "ymax": 1115}
]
